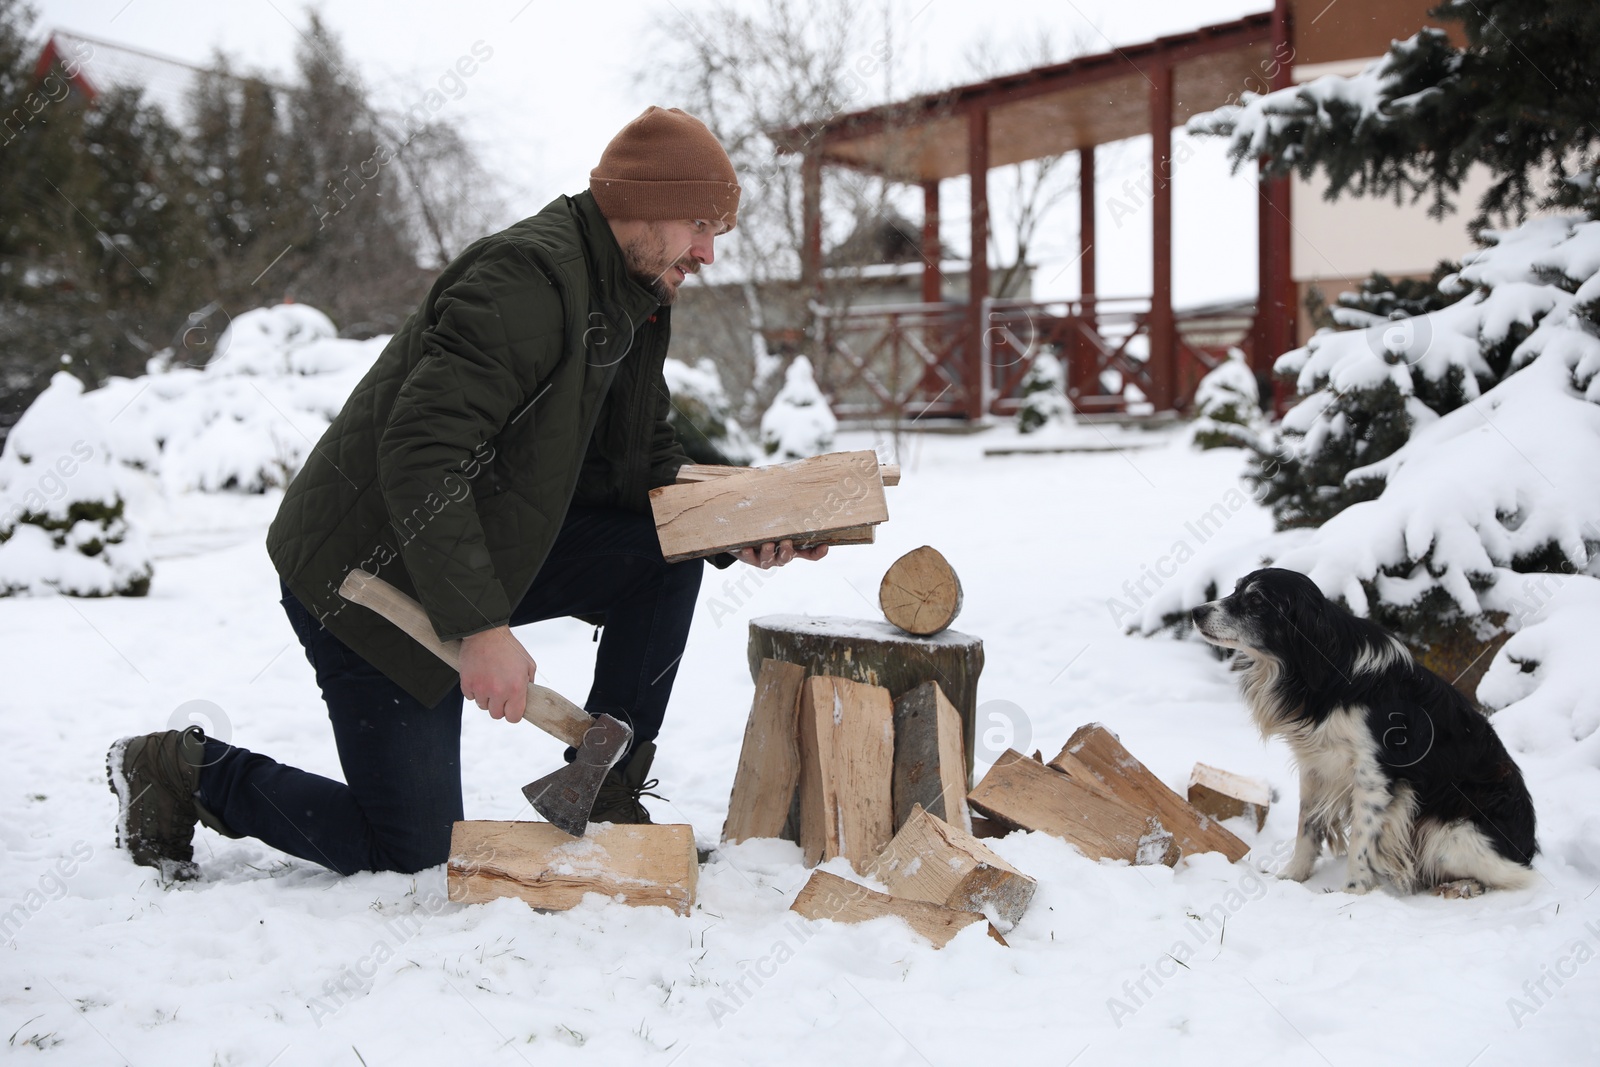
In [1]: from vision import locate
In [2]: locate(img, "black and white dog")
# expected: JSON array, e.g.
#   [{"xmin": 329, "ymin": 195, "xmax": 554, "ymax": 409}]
[{"xmin": 1192, "ymin": 568, "xmax": 1537, "ymax": 896}]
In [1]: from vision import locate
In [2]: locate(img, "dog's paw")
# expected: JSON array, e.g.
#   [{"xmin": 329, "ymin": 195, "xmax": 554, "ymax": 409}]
[
  {"xmin": 1278, "ymin": 860, "xmax": 1315, "ymax": 882},
  {"xmin": 1432, "ymin": 879, "xmax": 1487, "ymax": 900},
  {"xmin": 1343, "ymin": 878, "xmax": 1376, "ymax": 895}
]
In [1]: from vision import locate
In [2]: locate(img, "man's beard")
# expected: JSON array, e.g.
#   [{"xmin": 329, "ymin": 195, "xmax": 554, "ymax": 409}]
[{"xmin": 621, "ymin": 228, "xmax": 697, "ymax": 305}]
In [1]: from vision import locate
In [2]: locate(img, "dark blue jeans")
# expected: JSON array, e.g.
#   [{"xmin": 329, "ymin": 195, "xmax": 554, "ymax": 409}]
[{"xmin": 196, "ymin": 506, "xmax": 704, "ymax": 875}]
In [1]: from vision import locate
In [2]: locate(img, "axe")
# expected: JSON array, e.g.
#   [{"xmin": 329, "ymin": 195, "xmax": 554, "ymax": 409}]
[{"xmin": 337, "ymin": 569, "xmax": 631, "ymax": 837}]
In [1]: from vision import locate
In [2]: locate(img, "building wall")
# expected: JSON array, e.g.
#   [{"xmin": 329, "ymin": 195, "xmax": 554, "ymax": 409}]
[
  {"xmin": 1286, "ymin": 0, "xmax": 1477, "ymax": 343},
  {"xmin": 1287, "ymin": 0, "xmax": 1465, "ymax": 67}
]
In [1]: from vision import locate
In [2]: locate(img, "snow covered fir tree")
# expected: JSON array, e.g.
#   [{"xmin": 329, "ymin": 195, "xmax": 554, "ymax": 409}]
[
  {"xmin": 760, "ymin": 356, "xmax": 836, "ymax": 460},
  {"xmin": 1015, "ymin": 350, "xmax": 1070, "ymax": 434},
  {"xmin": 1189, "ymin": 351, "xmax": 1264, "ymax": 451},
  {"xmin": 1146, "ymin": 0, "xmax": 1600, "ymax": 692}
]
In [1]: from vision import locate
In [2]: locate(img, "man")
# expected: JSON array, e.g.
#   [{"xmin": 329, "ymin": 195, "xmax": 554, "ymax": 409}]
[{"xmin": 106, "ymin": 107, "xmax": 825, "ymax": 880}]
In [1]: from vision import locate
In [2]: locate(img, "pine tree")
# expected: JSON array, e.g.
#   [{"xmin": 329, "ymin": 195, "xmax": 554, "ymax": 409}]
[
  {"xmin": 277, "ymin": 15, "xmax": 427, "ymax": 333},
  {"xmin": 1211, "ymin": 0, "xmax": 1600, "ymax": 226},
  {"xmin": 1197, "ymin": 0, "xmax": 1600, "ymax": 533},
  {"xmin": 0, "ymin": 1, "xmax": 202, "ymax": 427},
  {"xmin": 761, "ymin": 357, "xmax": 837, "ymax": 460},
  {"xmin": 1015, "ymin": 351, "xmax": 1069, "ymax": 434},
  {"xmin": 1190, "ymin": 352, "xmax": 1265, "ymax": 451}
]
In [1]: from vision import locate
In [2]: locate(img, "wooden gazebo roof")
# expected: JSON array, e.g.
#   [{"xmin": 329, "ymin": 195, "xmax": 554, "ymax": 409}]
[
  {"xmin": 772, "ymin": 7, "xmax": 1293, "ymax": 419},
  {"xmin": 771, "ymin": 11, "xmax": 1275, "ymax": 183}
]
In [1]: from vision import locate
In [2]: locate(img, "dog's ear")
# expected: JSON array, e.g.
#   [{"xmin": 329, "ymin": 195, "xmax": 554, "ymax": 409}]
[{"xmin": 1260, "ymin": 576, "xmax": 1347, "ymax": 686}]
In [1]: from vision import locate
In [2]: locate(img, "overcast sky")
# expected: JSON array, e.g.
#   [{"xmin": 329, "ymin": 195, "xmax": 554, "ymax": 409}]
[{"xmin": 33, "ymin": 0, "xmax": 1269, "ymax": 305}]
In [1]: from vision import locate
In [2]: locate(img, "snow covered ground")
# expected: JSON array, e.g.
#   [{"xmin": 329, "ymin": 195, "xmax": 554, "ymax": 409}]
[{"xmin": 3, "ymin": 424, "xmax": 1598, "ymax": 1065}]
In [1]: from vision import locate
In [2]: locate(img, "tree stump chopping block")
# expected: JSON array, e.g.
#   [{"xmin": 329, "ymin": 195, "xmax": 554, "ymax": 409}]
[{"xmin": 748, "ymin": 615, "xmax": 985, "ymax": 780}]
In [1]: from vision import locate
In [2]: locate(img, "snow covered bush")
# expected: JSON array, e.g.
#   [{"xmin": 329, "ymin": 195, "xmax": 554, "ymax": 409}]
[
  {"xmin": 1130, "ymin": 214, "xmax": 1600, "ymax": 668},
  {"xmin": 0, "ymin": 373, "xmax": 152, "ymax": 597},
  {"xmin": 663, "ymin": 357, "xmax": 757, "ymax": 465},
  {"xmin": 1305, "ymin": 265, "xmax": 1466, "ymax": 335},
  {"xmin": 85, "ymin": 304, "xmax": 385, "ymax": 493},
  {"xmin": 1189, "ymin": 350, "xmax": 1263, "ymax": 451},
  {"xmin": 1480, "ymin": 574, "xmax": 1600, "ymax": 758},
  {"xmin": 1015, "ymin": 350, "xmax": 1070, "ymax": 434},
  {"xmin": 760, "ymin": 356, "xmax": 836, "ymax": 460}
]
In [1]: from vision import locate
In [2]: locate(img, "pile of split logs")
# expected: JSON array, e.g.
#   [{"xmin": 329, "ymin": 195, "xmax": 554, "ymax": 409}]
[{"xmin": 441, "ymin": 494, "xmax": 1276, "ymax": 945}]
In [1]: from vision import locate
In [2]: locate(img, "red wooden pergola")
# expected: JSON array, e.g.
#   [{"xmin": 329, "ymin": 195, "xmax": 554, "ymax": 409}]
[{"xmin": 771, "ymin": 3, "xmax": 1296, "ymax": 420}]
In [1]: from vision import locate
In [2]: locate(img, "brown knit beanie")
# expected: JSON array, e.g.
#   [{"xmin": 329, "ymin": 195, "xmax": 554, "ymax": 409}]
[{"xmin": 590, "ymin": 106, "xmax": 741, "ymax": 230}]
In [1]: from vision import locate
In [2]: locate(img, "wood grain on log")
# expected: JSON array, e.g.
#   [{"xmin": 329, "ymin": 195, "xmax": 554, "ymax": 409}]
[
  {"xmin": 789, "ymin": 870, "xmax": 990, "ymax": 949},
  {"xmin": 869, "ymin": 805, "xmax": 1036, "ymax": 925},
  {"xmin": 1048, "ymin": 725, "xmax": 1248, "ymax": 863},
  {"xmin": 677, "ymin": 462, "xmax": 900, "ymax": 486},
  {"xmin": 879, "ymin": 545, "xmax": 963, "ymax": 636},
  {"xmin": 891, "ymin": 681, "xmax": 970, "ymax": 831},
  {"xmin": 967, "ymin": 749, "xmax": 1178, "ymax": 866},
  {"xmin": 722, "ymin": 659, "xmax": 808, "ymax": 844},
  {"xmin": 650, "ymin": 451, "xmax": 888, "ymax": 562},
  {"xmin": 1187, "ymin": 762, "xmax": 1271, "ymax": 833},
  {"xmin": 749, "ymin": 615, "xmax": 984, "ymax": 781},
  {"xmin": 447, "ymin": 821, "xmax": 698, "ymax": 916},
  {"xmin": 797, "ymin": 675, "xmax": 895, "ymax": 871}
]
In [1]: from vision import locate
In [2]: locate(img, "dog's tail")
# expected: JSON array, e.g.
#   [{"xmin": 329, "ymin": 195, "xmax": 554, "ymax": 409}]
[{"xmin": 1417, "ymin": 819, "xmax": 1539, "ymax": 892}]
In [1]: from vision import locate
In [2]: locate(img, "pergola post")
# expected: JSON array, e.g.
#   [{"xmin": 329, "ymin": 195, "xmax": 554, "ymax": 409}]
[
  {"xmin": 921, "ymin": 180, "xmax": 941, "ymax": 304},
  {"xmin": 1147, "ymin": 62, "xmax": 1176, "ymax": 412},
  {"xmin": 1256, "ymin": 169, "xmax": 1293, "ymax": 370},
  {"xmin": 1078, "ymin": 146, "xmax": 1097, "ymax": 318},
  {"xmin": 966, "ymin": 106, "xmax": 991, "ymax": 421},
  {"xmin": 800, "ymin": 150, "xmax": 823, "ymax": 297},
  {"xmin": 1073, "ymin": 145, "xmax": 1098, "ymax": 402},
  {"xmin": 1255, "ymin": 0, "xmax": 1297, "ymax": 412}
]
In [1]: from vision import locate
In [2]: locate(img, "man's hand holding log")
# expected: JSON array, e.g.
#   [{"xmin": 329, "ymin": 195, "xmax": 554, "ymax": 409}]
[{"xmin": 733, "ymin": 539, "xmax": 830, "ymax": 569}]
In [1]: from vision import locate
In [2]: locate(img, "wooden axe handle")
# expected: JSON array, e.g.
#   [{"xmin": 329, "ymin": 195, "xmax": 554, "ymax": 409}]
[{"xmin": 337, "ymin": 569, "xmax": 592, "ymax": 748}]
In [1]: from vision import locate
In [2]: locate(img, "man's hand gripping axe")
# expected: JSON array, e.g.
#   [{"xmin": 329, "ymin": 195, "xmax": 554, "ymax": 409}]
[{"xmin": 337, "ymin": 570, "xmax": 631, "ymax": 837}]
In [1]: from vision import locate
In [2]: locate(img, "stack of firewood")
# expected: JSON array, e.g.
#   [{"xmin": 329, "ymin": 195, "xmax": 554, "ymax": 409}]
[
  {"xmin": 441, "ymin": 471, "xmax": 1274, "ymax": 933},
  {"xmin": 722, "ymin": 665, "xmax": 1034, "ymax": 947},
  {"xmin": 965, "ymin": 725, "xmax": 1254, "ymax": 866}
]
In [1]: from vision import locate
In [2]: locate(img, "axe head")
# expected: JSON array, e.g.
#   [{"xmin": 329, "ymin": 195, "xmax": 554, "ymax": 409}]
[{"xmin": 521, "ymin": 713, "xmax": 632, "ymax": 837}]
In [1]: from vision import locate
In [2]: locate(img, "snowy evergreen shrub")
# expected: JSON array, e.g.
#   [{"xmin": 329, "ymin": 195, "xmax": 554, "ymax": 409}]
[
  {"xmin": 1243, "ymin": 368, "xmax": 1414, "ymax": 529},
  {"xmin": 663, "ymin": 357, "xmax": 757, "ymax": 465},
  {"xmin": 84, "ymin": 304, "xmax": 385, "ymax": 493},
  {"xmin": 760, "ymin": 356, "xmax": 836, "ymax": 460},
  {"xmin": 0, "ymin": 373, "xmax": 152, "ymax": 597},
  {"xmin": 1190, "ymin": 350, "xmax": 1264, "ymax": 451},
  {"xmin": 1130, "ymin": 216, "xmax": 1600, "ymax": 663},
  {"xmin": 1015, "ymin": 351, "xmax": 1070, "ymax": 434},
  {"xmin": 1305, "ymin": 264, "xmax": 1466, "ymax": 334}
]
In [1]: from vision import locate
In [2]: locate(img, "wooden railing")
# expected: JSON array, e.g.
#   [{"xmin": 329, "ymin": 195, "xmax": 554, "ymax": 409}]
[{"xmin": 814, "ymin": 296, "xmax": 1253, "ymax": 421}]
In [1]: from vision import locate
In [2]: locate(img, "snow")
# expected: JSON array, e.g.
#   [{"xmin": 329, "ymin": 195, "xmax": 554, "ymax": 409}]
[
  {"xmin": 760, "ymin": 357, "xmax": 837, "ymax": 460},
  {"xmin": 662, "ymin": 356, "xmax": 758, "ymax": 465},
  {"xmin": 4, "ymin": 415, "xmax": 1598, "ymax": 1062},
  {"xmin": 87, "ymin": 305, "xmax": 387, "ymax": 495},
  {"xmin": 0, "ymin": 373, "xmax": 151, "ymax": 597},
  {"xmin": 757, "ymin": 613, "xmax": 979, "ymax": 648},
  {"xmin": 1186, "ymin": 39, "xmax": 1418, "ymax": 163}
]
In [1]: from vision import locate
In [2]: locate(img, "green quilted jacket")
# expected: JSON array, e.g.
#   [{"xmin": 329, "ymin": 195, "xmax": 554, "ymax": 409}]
[{"xmin": 266, "ymin": 190, "xmax": 692, "ymax": 705}]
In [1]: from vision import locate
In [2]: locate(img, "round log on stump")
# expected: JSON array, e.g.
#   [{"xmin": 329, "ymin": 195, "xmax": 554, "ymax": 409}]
[
  {"xmin": 748, "ymin": 614, "xmax": 985, "ymax": 779},
  {"xmin": 878, "ymin": 545, "xmax": 963, "ymax": 636}
]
